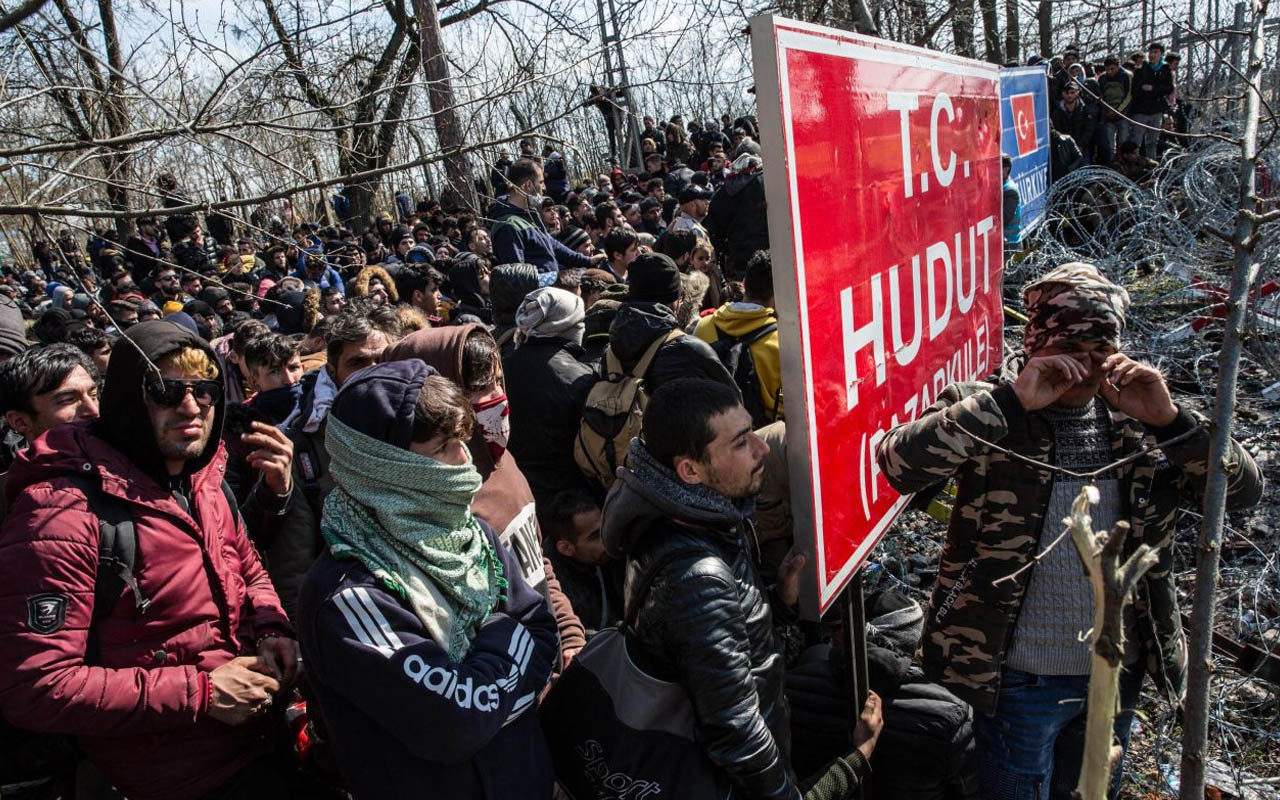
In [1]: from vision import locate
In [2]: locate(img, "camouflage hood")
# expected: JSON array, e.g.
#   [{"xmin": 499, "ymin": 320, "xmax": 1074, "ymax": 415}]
[{"xmin": 1022, "ymin": 262, "xmax": 1130, "ymax": 352}]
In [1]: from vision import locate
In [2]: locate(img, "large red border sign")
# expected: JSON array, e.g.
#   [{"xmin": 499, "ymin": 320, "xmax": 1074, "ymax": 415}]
[{"xmin": 750, "ymin": 16, "xmax": 1004, "ymax": 617}]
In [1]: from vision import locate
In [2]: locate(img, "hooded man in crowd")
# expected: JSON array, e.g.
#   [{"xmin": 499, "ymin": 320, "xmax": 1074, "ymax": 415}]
[
  {"xmin": 0, "ymin": 320, "xmax": 299, "ymax": 800},
  {"xmin": 876, "ymin": 262, "xmax": 1263, "ymax": 800},
  {"xmin": 606, "ymin": 252, "xmax": 736, "ymax": 393},
  {"xmin": 501, "ymin": 287, "xmax": 596, "ymax": 507}
]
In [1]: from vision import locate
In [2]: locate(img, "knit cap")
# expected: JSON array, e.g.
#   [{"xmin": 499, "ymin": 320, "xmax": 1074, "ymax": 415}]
[
  {"xmin": 1022, "ymin": 262, "xmax": 1131, "ymax": 352},
  {"xmin": 627, "ymin": 252, "xmax": 681, "ymax": 304}
]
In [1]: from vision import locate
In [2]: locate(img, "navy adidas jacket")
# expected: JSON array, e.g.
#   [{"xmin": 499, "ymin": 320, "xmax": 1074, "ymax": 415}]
[{"xmin": 298, "ymin": 524, "xmax": 558, "ymax": 799}]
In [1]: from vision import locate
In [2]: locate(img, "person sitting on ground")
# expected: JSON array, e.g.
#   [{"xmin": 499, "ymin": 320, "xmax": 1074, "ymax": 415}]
[
  {"xmin": 1112, "ymin": 140, "xmax": 1159, "ymax": 187},
  {"xmin": 297, "ymin": 360, "xmax": 559, "ymax": 799}
]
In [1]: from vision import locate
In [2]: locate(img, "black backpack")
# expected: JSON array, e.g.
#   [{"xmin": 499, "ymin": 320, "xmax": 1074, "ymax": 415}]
[
  {"xmin": 0, "ymin": 475, "xmax": 149, "ymax": 796},
  {"xmin": 708, "ymin": 322, "xmax": 780, "ymax": 428},
  {"xmin": 0, "ymin": 476, "xmax": 237, "ymax": 797}
]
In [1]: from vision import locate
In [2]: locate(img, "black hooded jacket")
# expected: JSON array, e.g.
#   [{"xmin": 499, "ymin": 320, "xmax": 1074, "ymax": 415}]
[
  {"xmin": 489, "ymin": 264, "xmax": 540, "ymax": 357},
  {"xmin": 605, "ymin": 301, "xmax": 736, "ymax": 393},
  {"xmin": 704, "ymin": 170, "xmax": 768, "ymax": 279},
  {"xmin": 602, "ymin": 456, "xmax": 799, "ymax": 800},
  {"xmin": 501, "ymin": 336, "xmax": 595, "ymax": 506}
]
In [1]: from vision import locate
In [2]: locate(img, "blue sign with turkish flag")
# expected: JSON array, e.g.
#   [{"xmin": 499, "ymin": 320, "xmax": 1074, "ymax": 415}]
[{"xmin": 999, "ymin": 66, "xmax": 1050, "ymax": 235}]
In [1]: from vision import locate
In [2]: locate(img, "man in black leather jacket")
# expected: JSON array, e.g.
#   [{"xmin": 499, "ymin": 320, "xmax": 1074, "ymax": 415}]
[{"xmin": 601, "ymin": 378, "xmax": 882, "ymax": 800}]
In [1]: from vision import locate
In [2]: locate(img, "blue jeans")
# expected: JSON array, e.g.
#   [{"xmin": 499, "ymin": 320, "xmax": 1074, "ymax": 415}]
[{"xmin": 974, "ymin": 665, "xmax": 1144, "ymax": 800}]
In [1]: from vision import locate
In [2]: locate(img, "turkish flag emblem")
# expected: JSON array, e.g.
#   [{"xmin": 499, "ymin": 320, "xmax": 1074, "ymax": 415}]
[{"xmin": 1009, "ymin": 93, "xmax": 1038, "ymax": 156}]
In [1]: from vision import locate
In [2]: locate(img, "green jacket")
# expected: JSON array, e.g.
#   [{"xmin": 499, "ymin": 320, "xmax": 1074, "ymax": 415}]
[{"xmin": 876, "ymin": 380, "xmax": 1263, "ymax": 715}]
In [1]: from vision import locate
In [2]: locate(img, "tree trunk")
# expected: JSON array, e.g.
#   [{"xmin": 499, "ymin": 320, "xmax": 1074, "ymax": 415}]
[
  {"xmin": 345, "ymin": 183, "xmax": 376, "ymax": 234},
  {"xmin": 95, "ymin": 0, "xmax": 131, "ymax": 241},
  {"xmin": 1004, "ymin": 0, "xmax": 1020, "ymax": 64},
  {"xmin": 1179, "ymin": 2, "xmax": 1270, "ymax": 797},
  {"xmin": 411, "ymin": 0, "xmax": 476, "ymax": 212},
  {"xmin": 978, "ymin": 0, "xmax": 1002, "ymax": 63},
  {"xmin": 952, "ymin": 0, "xmax": 976, "ymax": 58},
  {"xmin": 1038, "ymin": 0, "xmax": 1053, "ymax": 58},
  {"xmin": 849, "ymin": 0, "xmax": 878, "ymax": 35}
]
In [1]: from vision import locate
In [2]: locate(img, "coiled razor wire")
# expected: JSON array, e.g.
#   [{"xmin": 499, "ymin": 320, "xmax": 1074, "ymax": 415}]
[{"xmin": 1005, "ymin": 130, "xmax": 1280, "ymax": 386}]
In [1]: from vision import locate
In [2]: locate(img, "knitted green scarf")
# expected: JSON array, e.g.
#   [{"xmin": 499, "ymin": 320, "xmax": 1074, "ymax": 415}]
[{"xmin": 321, "ymin": 415, "xmax": 505, "ymax": 662}]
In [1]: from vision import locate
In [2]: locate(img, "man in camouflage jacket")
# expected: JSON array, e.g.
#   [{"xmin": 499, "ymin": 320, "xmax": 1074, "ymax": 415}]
[{"xmin": 876, "ymin": 263, "xmax": 1262, "ymax": 800}]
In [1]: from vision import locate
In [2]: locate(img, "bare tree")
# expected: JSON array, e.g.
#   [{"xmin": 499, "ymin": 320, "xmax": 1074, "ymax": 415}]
[
  {"xmin": 411, "ymin": 0, "xmax": 476, "ymax": 210},
  {"xmin": 1004, "ymin": 0, "xmax": 1020, "ymax": 62},
  {"xmin": 1039, "ymin": 0, "xmax": 1053, "ymax": 57},
  {"xmin": 977, "ymin": 0, "xmax": 1002, "ymax": 62},
  {"xmin": 952, "ymin": 0, "xmax": 976, "ymax": 58},
  {"xmin": 260, "ymin": 0, "xmax": 422, "ymax": 230},
  {"xmin": 1179, "ymin": 1, "xmax": 1273, "ymax": 797}
]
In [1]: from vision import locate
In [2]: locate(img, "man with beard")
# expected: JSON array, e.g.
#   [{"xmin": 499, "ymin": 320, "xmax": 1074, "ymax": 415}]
[
  {"xmin": 601, "ymin": 378, "xmax": 882, "ymax": 799},
  {"xmin": 0, "ymin": 320, "xmax": 299, "ymax": 800}
]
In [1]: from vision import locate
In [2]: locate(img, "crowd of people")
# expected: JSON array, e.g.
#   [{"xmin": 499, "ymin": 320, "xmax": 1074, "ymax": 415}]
[
  {"xmin": 0, "ymin": 68, "xmax": 1261, "ymax": 800},
  {"xmin": 1040, "ymin": 41, "xmax": 1185, "ymax": 187}
]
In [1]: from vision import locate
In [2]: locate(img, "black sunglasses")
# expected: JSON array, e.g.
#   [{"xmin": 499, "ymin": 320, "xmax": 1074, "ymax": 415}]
[{"xmin": 144, "ymin": 379, "xmax": 223, "ymax": 408}]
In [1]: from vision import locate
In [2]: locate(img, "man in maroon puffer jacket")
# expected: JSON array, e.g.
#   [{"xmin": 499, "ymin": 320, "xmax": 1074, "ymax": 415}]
[{"xmin": 0, "ymin": 320, "xmax": 300, "ymax": 800}]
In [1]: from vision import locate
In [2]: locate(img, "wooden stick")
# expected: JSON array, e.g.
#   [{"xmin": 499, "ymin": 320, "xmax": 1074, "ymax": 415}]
[{"xmin": 1066, "ymin": 486, "xmax": 1159, "ymax": 800}]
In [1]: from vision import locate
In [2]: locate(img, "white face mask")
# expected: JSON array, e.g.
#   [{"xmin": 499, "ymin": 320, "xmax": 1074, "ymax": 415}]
[
  {"xmin": 522, "ymin": 183, "xmax": 545, "ymax": 207},
  {"xmin": 473, "ymin": 394, "xmax": 510, "ymax": 461}
]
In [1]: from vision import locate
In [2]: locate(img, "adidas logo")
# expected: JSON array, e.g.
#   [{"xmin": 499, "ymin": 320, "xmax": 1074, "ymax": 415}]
[{"xmin": 403, "ymin": 655, "xmax": 500, "ymax": 712}]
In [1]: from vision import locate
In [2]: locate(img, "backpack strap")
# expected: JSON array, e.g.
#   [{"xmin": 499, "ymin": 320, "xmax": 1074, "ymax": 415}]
[
  {"xmin": 713, "ymin": 321, "xmax": 777, "ymax": 347},
  {"xmin": 66, "ymin": 475, "xmax": 150, "ymax": 628},
  {"xmin": 221, "ymin": 479, "xmax": 244, "ymax": 531},
  {"xmin": 626, "ymin": 328, "xmax": 684, "ymax": 380},
  {"xmin": 495, "ymin": 327, "xmax": 517, "ymax": 348},
  {"xmin": 623, "ymin": 545, "xmax": 711, "ymax": 630},
  {"xmin": 743, "ymin": 322, "xmax": 777, "ymax": 345}
]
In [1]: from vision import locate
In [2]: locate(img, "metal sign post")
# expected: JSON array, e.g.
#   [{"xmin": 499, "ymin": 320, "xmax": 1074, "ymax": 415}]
[{"xmin": 841, "ymin": 570, "xmax": 870, "ymax": 798}]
